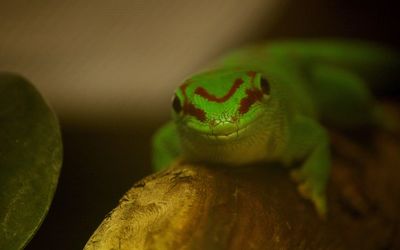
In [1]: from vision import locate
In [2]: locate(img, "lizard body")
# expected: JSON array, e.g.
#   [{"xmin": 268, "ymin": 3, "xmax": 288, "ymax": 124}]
[{"xmin": 152, "ymin": 40, "xmax": 398, "ymax": 216}]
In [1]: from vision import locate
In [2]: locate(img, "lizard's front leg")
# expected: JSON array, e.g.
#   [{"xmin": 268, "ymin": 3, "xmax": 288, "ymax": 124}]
[
  {"xmin": 283, "ymin": 115, "xmax": 331, "ymax": 217},
  {"xmin": 152, "ymin": 121, "xmax": 182, "ymax": 171}
]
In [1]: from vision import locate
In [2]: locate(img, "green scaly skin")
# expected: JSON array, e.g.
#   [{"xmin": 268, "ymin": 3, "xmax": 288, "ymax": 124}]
[{"xmin": 152, "ymin": 40, "xmax": 399, "ymax": 216}]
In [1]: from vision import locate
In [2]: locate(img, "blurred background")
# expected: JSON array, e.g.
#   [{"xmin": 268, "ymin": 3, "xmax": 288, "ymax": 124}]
[{"xmin": 0, "ymin": 0, "xmax": 398, "ymax": 249}]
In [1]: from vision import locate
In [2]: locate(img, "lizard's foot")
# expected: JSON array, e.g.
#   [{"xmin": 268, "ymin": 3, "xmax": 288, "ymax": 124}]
[{"xmin": 291, "ymin": 169, "xmax": 327, "ymax": 218}]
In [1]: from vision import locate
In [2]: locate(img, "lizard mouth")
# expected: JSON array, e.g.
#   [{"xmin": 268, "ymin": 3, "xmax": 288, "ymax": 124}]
[
  {"xmin": 195, "ymin": 115, "xmax": 262, "ymax": 141},
  {"xmin": 208, "ymin": 125, "xmax": 250, "ymax": 140}
]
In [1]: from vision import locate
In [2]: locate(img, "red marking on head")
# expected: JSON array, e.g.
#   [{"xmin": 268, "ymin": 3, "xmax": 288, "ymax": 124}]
[
  {"xmin": 238, "ymin": 88, "xmax": 263, "ymax": 115},
  {"xmin": 183, "ymin": 103, "xmax": 206, "ymax": 121},
  {"xmin": 247, "ymin": 71, "xmax": 257, "ymax": 84},
  {"xmin": 180, "ymin": 82, "xmax": 206, "ymax": 122},
  {"xmin": 195, "ymin": 78, "xmax": 244, "ymax": 103}
]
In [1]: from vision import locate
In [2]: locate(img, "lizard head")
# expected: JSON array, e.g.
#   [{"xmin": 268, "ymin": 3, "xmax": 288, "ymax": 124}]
[{"xmin": 171, "ymin": 68, "xmax": 272, "ymax": 140}]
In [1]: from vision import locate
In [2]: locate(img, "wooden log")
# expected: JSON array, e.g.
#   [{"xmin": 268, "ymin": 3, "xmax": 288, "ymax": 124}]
[{"xmin": 84, "ymin": 113, "xmax": 400, "ymax": 250}]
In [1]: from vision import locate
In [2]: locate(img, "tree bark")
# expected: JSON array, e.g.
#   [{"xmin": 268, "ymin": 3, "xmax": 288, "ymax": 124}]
[{"xmin": 84, "ymin": 109, "xmax": 400, "ymax": 250}]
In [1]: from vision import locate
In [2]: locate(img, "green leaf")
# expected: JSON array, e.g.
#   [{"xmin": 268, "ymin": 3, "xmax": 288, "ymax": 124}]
[{"xmin": 0, "ymin": 73, "xmax": 62, "ymax": 250}]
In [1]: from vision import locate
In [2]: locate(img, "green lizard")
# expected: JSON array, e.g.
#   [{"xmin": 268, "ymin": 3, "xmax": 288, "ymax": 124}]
[{"xmin": 152, "ymin": 40, "xmax": 398, "ymax": 216}]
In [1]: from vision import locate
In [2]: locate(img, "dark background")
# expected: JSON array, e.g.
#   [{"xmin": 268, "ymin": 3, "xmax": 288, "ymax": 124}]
[{"xmin": 1, "ymin": 0, "xmax": 398, "ymax": 249}]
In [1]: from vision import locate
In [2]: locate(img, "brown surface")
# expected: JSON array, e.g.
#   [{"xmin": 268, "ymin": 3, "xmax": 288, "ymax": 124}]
[{"xmin": 84, "ymin": 112, "xmax": 400, "ymax": 249}]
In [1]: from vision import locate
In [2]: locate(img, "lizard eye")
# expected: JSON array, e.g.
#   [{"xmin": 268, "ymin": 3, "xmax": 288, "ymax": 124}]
[
  {"xmin": 172, "ymin": 94, "xmax": 182, "ymax": 113},
  {"xmin": 260, "ymin": 76, "xmax": 270, "ymax": 96}
]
